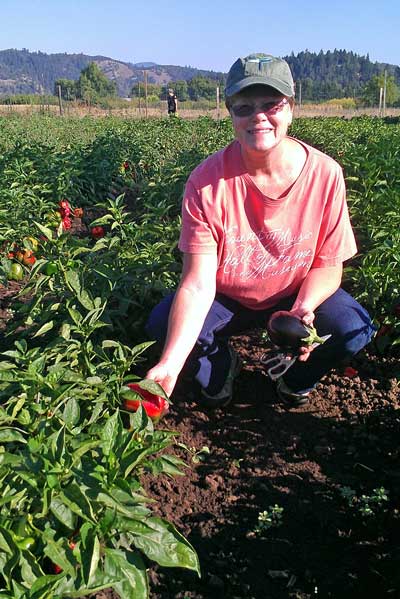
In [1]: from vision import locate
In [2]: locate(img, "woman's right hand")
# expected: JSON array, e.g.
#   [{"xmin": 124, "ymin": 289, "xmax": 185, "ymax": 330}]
[{"xmin": 144, "ymin": 363, "xmax": 178, "ymax": 398}]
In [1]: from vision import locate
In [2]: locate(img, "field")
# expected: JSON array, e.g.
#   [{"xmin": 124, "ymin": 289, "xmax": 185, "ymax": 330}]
[
  {"xmin": 1, "ymin": 102, "xmax": 400, "ymax": 120},
  {"xmin": 0, "ymin": 114, "xmax": 399, "ymax": 599}
]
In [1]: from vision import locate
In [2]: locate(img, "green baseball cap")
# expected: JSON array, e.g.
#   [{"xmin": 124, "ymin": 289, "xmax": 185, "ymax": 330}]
[{"xmin": 225, "ymin": 53, "xmax": 295, "ymax": 98}]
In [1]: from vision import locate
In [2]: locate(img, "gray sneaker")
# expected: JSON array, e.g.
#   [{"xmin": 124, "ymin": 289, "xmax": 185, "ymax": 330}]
[
  {"xmin": 200, "ymin": 346, "xmax": 242, "ymax": 408},
  {"xmin": 276, "ymin": 378, "xmax": 310, "ymax": 408}
]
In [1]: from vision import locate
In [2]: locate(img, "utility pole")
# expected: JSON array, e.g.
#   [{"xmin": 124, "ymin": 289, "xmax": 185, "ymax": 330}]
[
  {"xmin": 383, "ymin": 69, "xmax": 387, "ymax": 117},
  {"xmin": 57, "ymin": 84, "xmax": 63, "ymax": 116},
  {"xmin": 216, "ymin": 85, "xmax": 220, "ymax": 120},
  {"xmin": 143, "ymin": 70, "xmax": 148, "ymax": 118},
  {"xmin": 379, "ymin": 87, "xmax": 383, "ymax": 116}
]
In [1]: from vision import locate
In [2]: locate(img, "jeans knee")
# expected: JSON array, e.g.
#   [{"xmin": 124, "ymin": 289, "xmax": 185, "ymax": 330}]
[
  {"xmin": 333, "ymin": 312, "xmax": 375, "ymax": 357},
  {"xmin": 316, "ymin": 290, "xmax": 376, "ymax": 358}
]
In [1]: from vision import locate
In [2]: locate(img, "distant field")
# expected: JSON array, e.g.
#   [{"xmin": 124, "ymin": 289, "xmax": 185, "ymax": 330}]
[{"xmin": 1, "ymin": 102, "xmax": 399, "ymax": 120}]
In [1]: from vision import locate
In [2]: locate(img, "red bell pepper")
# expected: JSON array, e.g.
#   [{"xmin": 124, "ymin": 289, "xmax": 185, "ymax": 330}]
[
  {"xmin": 122, "ymin": 383, "xmax": 169, "ymax": 421},
  {"xmin": 74, "ymin": 207, "xmax": 84, "ymax": 218},
  {"xmin": 91, "ymin": 226, "xmax": 105, "ymax": 239},
  {"xmin": 343, "ymin": 366, "xmax": 358, "ymax": 378}
]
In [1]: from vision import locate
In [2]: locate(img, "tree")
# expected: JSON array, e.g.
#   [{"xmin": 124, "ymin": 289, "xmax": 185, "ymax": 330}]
[
  {"xmin": 54, "ymin": 78, "xmax": 77, "ymax": 100},
  {"xmin": 362, "ymin": 74, "xmax": 400, "ymax": 107},
  {"xmin": 172, "ymin": 80, "xmax": 189, "ymax": 102},
  {"xmin": 188, "ymin": 76, "xmax": 218, "ymax": 101},
  {"xmin": 130, "ymin": 82, "xmax": 162, "ymax": 99},
  {"xmin": 76, "ymin": 62, "xmax": 117, "ymax": 104}
]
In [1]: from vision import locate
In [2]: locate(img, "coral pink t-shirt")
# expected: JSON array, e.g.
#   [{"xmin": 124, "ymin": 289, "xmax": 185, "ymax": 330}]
[{"xmin": 179, "ymin": 139, "xmax": 357, "ymax": 310}]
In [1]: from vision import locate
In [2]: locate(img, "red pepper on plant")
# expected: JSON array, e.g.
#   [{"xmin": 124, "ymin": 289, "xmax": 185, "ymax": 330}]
[
  {"xmin": 91, "ymin": 226, "xmax": 105, "ymax": 239},
  {"xmin": 343, "ymin": 366, "xmax": 358, "ymax": 378},
  {"xmin": 62, "ymin": 217, "xmax": 72, "ymax": 230},
  {"xmin": 59, "ymin": 199, "xmax": 71, "ymax": 220},
  {"xmin": 53, "ymin": 563, "xmax": 63, "ymax": 574},
  {"xmin": 122, "ymin": 383, "xmax": 169, "ymax": 421},
  {"xmin": 73, "ymin": 207, "xmax": 84, "ymax": 218},
  {"xmin": 16, "ymin": 249, "xmax": 36, "ymax": 267}
]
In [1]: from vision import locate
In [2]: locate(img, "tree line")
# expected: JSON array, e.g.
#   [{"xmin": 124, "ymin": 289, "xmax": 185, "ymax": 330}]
[
  {"xmin": 285, "ymin": 49, "xmax": 400, "ymax": 104},
  {"xmin": 54, "ymin": 64, "xmax": 223, "ymax": 103},
  {"xmin": 1, "ymin": 48, "xmax": 399, "ymax": 106},
  {"xmin": 55, "ymin": 60, "xmax": 400, "ymax": 108}
]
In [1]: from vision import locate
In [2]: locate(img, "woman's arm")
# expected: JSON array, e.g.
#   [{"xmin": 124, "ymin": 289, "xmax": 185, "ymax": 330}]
[
  {"xmin": 291, "ymin": 264, "xmax": 343, "ymax": 317},
  {"xmin": 145, "ymin": 252, "xmax": 217, "ymax": 395}
]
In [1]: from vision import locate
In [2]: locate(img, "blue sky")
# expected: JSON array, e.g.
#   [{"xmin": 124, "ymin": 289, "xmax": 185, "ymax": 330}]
[{"xmin": 1, "ymin": 0, "xmax": 398, "ymax": 72}]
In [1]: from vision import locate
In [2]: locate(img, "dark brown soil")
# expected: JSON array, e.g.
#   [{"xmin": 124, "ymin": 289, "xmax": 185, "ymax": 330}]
[
  {"xmin": 137, "ymin": 335, "xmax": 400, "ymax": 599},
  {"xmin": 2, "ymin": 216, "xmax": 399, "ymax": 599}
]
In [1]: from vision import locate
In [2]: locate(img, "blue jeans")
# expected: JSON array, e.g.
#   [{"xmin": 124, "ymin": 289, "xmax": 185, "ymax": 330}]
[{"xmin": 146, "ymin": 289, "xmax": 375, "ymax": 395}]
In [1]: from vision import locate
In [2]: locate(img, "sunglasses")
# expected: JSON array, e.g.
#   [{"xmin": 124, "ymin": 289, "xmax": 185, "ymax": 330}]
[{"xmin": 230, "ymin": 97, "xmax": 289, "ymax": 118}]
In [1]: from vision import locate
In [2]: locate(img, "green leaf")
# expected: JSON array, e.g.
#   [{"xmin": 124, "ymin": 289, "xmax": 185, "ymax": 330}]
[
  {"xmin": 32, "ymin": 320, "xmax": 54, "ymax": 338},
  {"xmin": 85, "ymin": 376, "xmax": 102, "ymax": 385},
  {"xmin": 104, "ymin": 548, "xmax": 148, "ymax": 599},
  {"xmin": 0, "ymin": 527, "xmax": 15, "ymax": 554},
  {"xmin": 67, "ymin": 306, "xmax": 82, "ymax": 325},
  {"xmin": 63, "ymin": 398, "xmax": 80, "ymax": 427},
  {"xmin": 0, "ymin": 361, "xmax": 16, "ymax": 370},
  {"xmin": 43, "ymin": 531, "xmax": 75, "ymax": 577},
  {"xmin": 135, "ymin": 379, "xmax": 169, "ymax": 400},
  {"xmin": 78, "ymin": 289, "xmax": 94, "ymax": 311},
  {"xmin": 33, "ymin": 221, "xmax": 54, "ymax": 241},
  {"xmin": 79, "ymin": 524, "xmax": 100, "ymax": 586},
  {"xmin": 0, "ymin": 489, "xmax": 27, "ymax": 507},
  {"xmin": 20, "ymin": 552, "xmax": 44, "ymax": 585},
  {"xmin": 150, "ymin": 454, "xmax": 187, "ymax": 477},
  {"xmin": 130, "ymin": 341, "xmax": 155, "ymax": 360},
  {"xmin": 101, "ymin": 411, "xmax": 122, "ymax": 457},
  {"xmin": 11, "ymin": 395, "xmax": 26, "ymax": 419},
  {"xmin": 131, "ymin": 404, "xmax": 152, "ymax": 434},
  {"xmin": 60, "ymin": 483, "xmax": 95, "ymax": 522},
  {"xmin": 50, "ymin": 496, "xmax": 75, "ymax": 530},
  {"xmin": 71, "ymin": 440, "xmax": 99, "ymax": 464},
  {"xmin": 65, "ymin": 270, "xmax": 81, "ymax": 295},
  {"xmin": 0, "ymin": 452, "xmax": 23, "ymax": 467},
  {"xmin": 95, "ymin": 492, "xmax": 142, "ymax": 518},
  {"xmin": 60, "ymin": 323, "xmax": 71, "ymax": 340},
  {"xmin": 29, "ymin": 574, "xmax": 64, "ymax": 599},
  {"xmin": 131, "ymin": 517, "xmax": 200, "ymax": 574},
  {"xmin": 0, "ymin": 428, "xmax": 27, "ymax": 443},
  {"xmin": 50, "ymin": 426, "xmax": 65, "ymax": 462},
  {"xmin": 102, "ymin": 340, "xmax": 120, "ymax": 348}
]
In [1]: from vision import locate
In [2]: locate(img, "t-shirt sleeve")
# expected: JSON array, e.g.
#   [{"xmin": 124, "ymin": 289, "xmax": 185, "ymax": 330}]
[
  {"xmin": 178, "ymin": 178, "xmax": 218, "ymax": 254},
  {"xmin": 312, "ymin": 166, "xmax": 357, "ymax": 267}
]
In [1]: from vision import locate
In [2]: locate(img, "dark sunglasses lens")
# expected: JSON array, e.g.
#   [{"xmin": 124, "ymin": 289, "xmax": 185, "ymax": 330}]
[
  {"xmin": 232, "ymin": 105, "xmax": 253, "ymax": 117},
  {"xmin": 232, "ymin": 99, "xmax": 285, "ymax": 117}
]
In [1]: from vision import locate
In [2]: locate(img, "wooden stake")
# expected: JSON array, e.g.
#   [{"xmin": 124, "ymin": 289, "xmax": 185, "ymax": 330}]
[
  {"xmin": 144, "ymin": 70, "xmax": 148, "ymax": 118},
  {"xmin": 57, "ymin": 84, "xmax": 63, "ymax": 116}
]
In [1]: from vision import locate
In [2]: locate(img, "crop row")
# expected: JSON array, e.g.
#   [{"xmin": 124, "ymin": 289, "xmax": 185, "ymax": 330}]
[{"xmin": 0, "ymin": 114, "xmax": 398, "ymax": 597}]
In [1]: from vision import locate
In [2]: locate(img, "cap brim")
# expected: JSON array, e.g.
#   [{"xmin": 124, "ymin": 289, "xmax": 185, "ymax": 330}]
[{"xmin": 225, "ymin": 76, "xmax": 294, "ymax": 98}]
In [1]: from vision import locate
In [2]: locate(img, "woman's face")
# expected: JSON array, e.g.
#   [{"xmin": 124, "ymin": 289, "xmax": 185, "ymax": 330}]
[{"xmin": 229, "ymin": 86, "xmax": 293, "ymax": 156}]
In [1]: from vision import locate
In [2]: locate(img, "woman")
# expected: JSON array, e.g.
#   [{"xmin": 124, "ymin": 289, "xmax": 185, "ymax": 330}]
[{"xmin": 145, "ymin": 53, "xmax": 375, "ymax": 409}]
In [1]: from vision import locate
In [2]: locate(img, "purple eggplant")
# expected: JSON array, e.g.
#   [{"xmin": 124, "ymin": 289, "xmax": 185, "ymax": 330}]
[{"xmin": 267, "ymin": 311, "xmax": 327, "ymax": 350}]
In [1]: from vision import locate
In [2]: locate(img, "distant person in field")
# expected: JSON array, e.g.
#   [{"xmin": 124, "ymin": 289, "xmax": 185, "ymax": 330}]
[
  {"xmin": 145, "ymin": 53, "xmax": 375, "ymax": 409},
  {"xmin": 167, "ymin": 88, "xmax": 178, "ymax": 115}
]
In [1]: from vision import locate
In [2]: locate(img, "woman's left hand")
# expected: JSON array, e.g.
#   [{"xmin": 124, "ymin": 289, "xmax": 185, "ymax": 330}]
[{"xmin": 289, "ymin": 306, "xmax": 315, "ymax": 361}]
